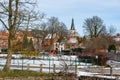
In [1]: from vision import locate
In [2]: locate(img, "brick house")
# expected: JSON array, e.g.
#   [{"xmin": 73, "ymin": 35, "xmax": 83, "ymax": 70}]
[
  {"xmin": 0, "ymin": 31, "xmax": 36, "ymax": 52},
  {"xmin": 42, "ymin": 33, "xmax": 61, "ymax": 52},
  {"xmin": 0, "ymin": 31, "xmax": 9, "ymax": 52}
]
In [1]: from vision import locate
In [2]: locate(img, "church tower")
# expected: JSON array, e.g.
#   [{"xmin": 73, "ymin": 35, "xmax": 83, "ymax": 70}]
[
  {"xmin": 66, "ymin": 18, "xmax": 78, "ymax": 49},
  {"xmin": 70, "ymin": 18, "xmax": 76, "ymax": 36}
]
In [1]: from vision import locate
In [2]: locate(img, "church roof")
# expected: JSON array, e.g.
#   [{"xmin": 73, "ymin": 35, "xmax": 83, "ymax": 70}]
[{"xmin": 70, "ymin": 18, "xmax": 75, "ymax": 30}]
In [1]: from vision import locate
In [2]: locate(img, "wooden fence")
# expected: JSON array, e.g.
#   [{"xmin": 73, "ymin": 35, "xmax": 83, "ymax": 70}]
[
  {"xmin": 78, "ymin": 76, "xmax": 117, "ymax": 80},
  {"xmin": 0, "ymin": 64, "xmax": 77, "ymax": 73}
]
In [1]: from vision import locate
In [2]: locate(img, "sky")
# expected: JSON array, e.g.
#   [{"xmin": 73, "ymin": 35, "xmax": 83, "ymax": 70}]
[{"xmin": 37, "ymin": 0, "xmax": 120, "ymax": 36}]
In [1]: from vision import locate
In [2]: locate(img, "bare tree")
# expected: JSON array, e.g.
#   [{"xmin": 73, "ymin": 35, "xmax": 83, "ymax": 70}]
[
  {"xmin": 0, "ymin": 0, "xmax": 19, "ymax": 71},
  {"xmin": 20, "ymin": 9, "xmax": 44, "ymax": 51},
  {"xmin": 31, "ymin": 23, "xmax": 48, "ymax": 51},
  {"xmin": 46, "ymin": 17, "xmax": 68, "ymax": 51},
  {"xmin": 83, "ymin": 34, "xmax": 116, "ymax": 53},
  {"xmin": 82, "ymin": 17, "xmax": 116, "ymax": 53},
  {"xmin": 56, "ymin": 22, "xmax": 68, "ymax": 41},
  {"xmin": 0, "ymin": 0, "xmax": 43, "ymax": 71},
  {"xmin": 83, "ymin": 16, "xmax": 106, "ymax": 38},
  {"xmin": 59, "ymin": 56, "xmax": 77, "ymax": 80},
  {"xmin": 108, "ymin": 25, "xmax": 116, "ymax": 35}
]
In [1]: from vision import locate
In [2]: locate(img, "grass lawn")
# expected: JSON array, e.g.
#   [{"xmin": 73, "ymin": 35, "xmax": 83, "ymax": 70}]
[
  {"xmin": 0, "ymin": 70, "xmax": 77, "ymax": 80},
  {"xmin": 0, "ymin": 70, "xmax": 53, "ymax": 77}
]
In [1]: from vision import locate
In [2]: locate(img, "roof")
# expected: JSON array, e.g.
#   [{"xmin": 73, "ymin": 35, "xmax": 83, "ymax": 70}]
[
  {"xmin": 45, "ymin": 33, "xmax": 57, "ymax": 39},
  {"xmin": 70, "ymin": 18, "xmax": 75, "ymax": 30}
]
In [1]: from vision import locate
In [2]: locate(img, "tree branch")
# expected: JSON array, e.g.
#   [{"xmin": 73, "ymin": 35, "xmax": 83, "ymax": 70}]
[
  {"xmin": 0, "ymin": 18, "xmax": 9, "ymax": 30},
  {"xmin": 13, "ymin": 0, "xmax": 18, "ymax": 26},
  {"xmin": 0, "ymin": 2, "xmax": 9, "ymax": 12},
  {"xmin": 0, "ymin": 11, "xmax": 8, "ymax": 15}
]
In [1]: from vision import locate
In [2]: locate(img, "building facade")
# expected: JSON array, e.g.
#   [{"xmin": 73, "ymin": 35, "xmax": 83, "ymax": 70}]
[
  {"xmin": 42, "ymin": 33, "xmax": 60, "ymax": 51},
  {"xmin": 66, "ymin": 18, "xmax": 80, "ymax": 49}
]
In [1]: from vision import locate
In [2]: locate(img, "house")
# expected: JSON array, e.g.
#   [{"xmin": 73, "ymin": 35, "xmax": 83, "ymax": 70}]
[
  {"xmin": 0, "ymin": 31, "xmax": 37, "ymax": 52},
  {"xmin": 113, "ymin": 33, "xmax": 120, "ymax": 53},
  {"xmin": 0, "ymin": 31, "xmax": 9, "ymax": 52},
  {"xmin": 54, "ymin": 39, "xmax": 65, "ymax": 52},
  {"xmin": 41, "ymin": 18, "xmax": 81, "ymax": 52},
  {"xmin": 42, "ymin": 33, "xmax": 62, "ymax": 52}
]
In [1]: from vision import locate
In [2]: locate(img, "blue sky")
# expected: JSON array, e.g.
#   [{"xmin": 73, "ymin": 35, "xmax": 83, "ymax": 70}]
[{"xmin": 38, "ymin": 0, "xmax": 120, "ymax": 36}]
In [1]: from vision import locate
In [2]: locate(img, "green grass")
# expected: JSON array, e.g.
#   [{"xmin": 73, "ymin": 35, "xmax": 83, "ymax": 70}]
[
  {"xmin": 0, "ymin": 70, "xmax": 76, "ymax": 80},
  {"xmin": 0, "ymin": 70, "xmax": 53, "ymax": 77}
]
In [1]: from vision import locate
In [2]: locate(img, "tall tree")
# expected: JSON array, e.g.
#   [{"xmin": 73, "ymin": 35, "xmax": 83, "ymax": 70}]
[
  {"xmin": 31, "ymin": 23, "xmax": 48, "ymax": 51},
  {"xmin": 108, "ymin": 25, "xmax": 116, "ymax": 35},
  {"xmin": 46, "ymin": 17, "xmax": 68, "ymax": 51},
  {"xmin": 56, "ymin": 22, "xmax": 68, "ymax": 41},
  {"xmin": 47, "ymin": 17, "xmax": 60, "ymax": 51},
  {"xmin": 28, "ymin": 38, "xmax": 35, "ymax": 51},
  {"xmin": 108, "ymin": 44, "xmax": 116, "ymax": 53},
  {"xmin": 83, "ymin": 16, "xmax": 106, "ymax": 38},
  {"xmin": 19, "ymin": 3, "xmax": 44, "ymax": 51},
  {"xmin": 0, "ymin": 0, "xmax": 43, "ymax": 71},
  {"xmin": 0, "ymin": 0, "xmax": 19, "ymax": 71},
  {"xmin": 22, "ymin": 34, "xmax": 29, "ymax": 50}
]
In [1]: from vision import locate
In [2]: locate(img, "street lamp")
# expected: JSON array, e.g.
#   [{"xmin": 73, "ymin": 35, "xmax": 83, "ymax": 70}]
[{"xmin": 96, "ymin": 55, "xmax": 98, "ymax": 65}]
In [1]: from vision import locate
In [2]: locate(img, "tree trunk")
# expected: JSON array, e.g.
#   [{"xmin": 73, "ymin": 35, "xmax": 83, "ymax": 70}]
[
  {"xmin": 2, "ymin": 52, "xmax": 12, "ymax": 71},
  {"xmin": 3, "ymin": 32, "xmax": 13, "ymax": 71},
  {"xmin": 2, "ymin": 0, "xmax": 18, "ymax": 71}
]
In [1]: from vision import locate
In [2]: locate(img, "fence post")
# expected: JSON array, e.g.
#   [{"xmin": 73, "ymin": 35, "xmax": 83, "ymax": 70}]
[
  {"xmin": 49, "ymin": 57, "xmax": 50, "ymax": 73},
  {"xmin": 22, "ymin": 57, "xmax": 23, "ymax": 71},
  {"xmin": 40, "ymin": 64, "xmax": 42, "ymax": 72},
  {"xmin": 110, "ymin": 66, "xmax": 112, "ymax": 76},
  {"xmin": 53, "ymin": 64, "xmax": 56, "ymax": 73},
  {"xmin": 78, "ymin": 59, "xmax": 81, "ymax": 65},
  {"xmin": 85, "ymin": 59, "xmax": 87, "ymax": 65},
  {"xmin": 101, "ymin": 66, "xmax": 104, "ymax": 75},
  {"xmin": 27, "ymin": 64, "xmax": 30, "ymax": 71},
  {"xmin": 75, "ymin": 58, "xmax": 77, "ymax": 74},
  {"xmin": 52, "ymin": 58, "xmax": 54, "ymax": 65}
]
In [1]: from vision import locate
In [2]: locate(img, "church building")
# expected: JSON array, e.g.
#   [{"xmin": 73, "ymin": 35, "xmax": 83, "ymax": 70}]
[{"xmin": 67, "ymin": 18, "xmax": 79, "ymax": 49}]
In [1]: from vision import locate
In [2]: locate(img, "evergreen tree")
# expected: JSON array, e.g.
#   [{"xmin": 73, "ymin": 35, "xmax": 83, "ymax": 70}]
[
  {"xmin": 28, "ymin": 38, "xmax": 35, "ymax": 51},
  {"xmin": 23, "ymin": 34, "xmax": 28, "ymax": 50},
  {"xmin": 108, "ymin": 44, "xmax": 116, "ymax": 53}
]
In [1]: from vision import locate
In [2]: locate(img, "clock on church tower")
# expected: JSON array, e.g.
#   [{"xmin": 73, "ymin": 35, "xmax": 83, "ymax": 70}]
[
  {"xmin": 68, "ymin": 37, "xmax": 77, "ymax": 44},
  {"xmin": 68, "ymin": 18, "xmax": 78, "ymax": 43},
  {"xmin": 66, "ymin": 18, "xmax": 79, "ymax": 49}
]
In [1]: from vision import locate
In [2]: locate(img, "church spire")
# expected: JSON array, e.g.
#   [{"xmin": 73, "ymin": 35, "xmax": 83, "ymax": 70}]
[
  {"xmin": 70, "ymin": 18, "xmax": 76, "ymax": 37},
  {"xmin": 71, "ymin": 18, "xmax": 75, "ymax": 30}
]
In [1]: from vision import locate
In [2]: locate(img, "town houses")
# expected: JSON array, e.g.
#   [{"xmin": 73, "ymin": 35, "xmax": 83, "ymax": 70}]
[
  {"xmin": 0, "ymin": 19, "xmax": 120, "ymax": 66},
  {"xmin": 0, "ymin": 19, "xmax": 120, "ymax": 56},
  {"xmin": 0, "ymin": 19, "xmax": 80, "ymax": 53}
]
